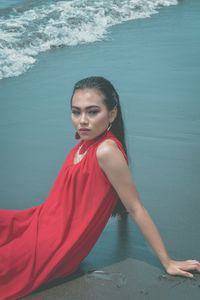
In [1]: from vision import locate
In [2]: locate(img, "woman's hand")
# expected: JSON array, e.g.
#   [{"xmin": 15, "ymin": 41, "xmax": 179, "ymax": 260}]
[
  {"xmin": 164, "ymin": 259, "xmax": 200, "ymax": 278},
  {"xmin": 96, "ymin": 141, "xmax": 200, "ymax": 280}
]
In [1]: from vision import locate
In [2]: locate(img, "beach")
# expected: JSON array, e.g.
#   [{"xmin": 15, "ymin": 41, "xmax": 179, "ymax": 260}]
[{"xmin": 0, "ymin": 0, "xmax": 200, "ymax": 299}]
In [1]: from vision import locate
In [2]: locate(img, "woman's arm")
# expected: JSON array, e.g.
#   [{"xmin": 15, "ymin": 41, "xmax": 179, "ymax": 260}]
[{"xmin": 97, "ymin": 139, "xmax": 200, "ymax": 278}]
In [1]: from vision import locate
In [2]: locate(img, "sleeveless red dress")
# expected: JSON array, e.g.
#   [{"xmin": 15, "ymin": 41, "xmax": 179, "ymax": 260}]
[{"xmin": 0, "ymin": 131, "xmax": 127, "ymax": 300}]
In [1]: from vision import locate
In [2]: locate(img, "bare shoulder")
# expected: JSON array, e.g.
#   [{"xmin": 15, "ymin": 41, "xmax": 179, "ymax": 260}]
[
  {"xmin": 96, "ymin": 139, "xmax": 118, "ymax": 160},
  {"xmin": 96, "ymin": 139, "xmax": 126, "ymax": 170}
]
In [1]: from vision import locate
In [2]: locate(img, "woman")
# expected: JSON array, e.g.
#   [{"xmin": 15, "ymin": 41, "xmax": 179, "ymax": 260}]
[{"xmin": 0, "ymin": 76, "xmax": 199, "ymax": 300}]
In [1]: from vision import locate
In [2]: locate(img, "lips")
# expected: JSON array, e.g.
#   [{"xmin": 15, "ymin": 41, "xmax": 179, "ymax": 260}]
[{"xmin": 79, "ymin": 128, "xmax": 91, "ymax": 132}]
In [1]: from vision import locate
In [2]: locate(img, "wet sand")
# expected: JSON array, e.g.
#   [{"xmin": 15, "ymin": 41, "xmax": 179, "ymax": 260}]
[
  {"xmin": 24, "ymin": 217, "xmax": 200, "ymax": 300},
  {"xmin": 24, "ymin": 259, "xmax": 200, "ymax": 300}
]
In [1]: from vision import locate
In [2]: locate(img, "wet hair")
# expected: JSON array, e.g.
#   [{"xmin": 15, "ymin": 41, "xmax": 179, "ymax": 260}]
[{"xmin": 71, "ymin": 76, "xmax": 128, "ymax": 217}]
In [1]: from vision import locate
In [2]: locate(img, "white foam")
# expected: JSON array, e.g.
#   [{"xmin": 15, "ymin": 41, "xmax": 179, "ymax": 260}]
[{"xmin": 0, "ymin": 0, "xmax": 178, "ymax": 80}]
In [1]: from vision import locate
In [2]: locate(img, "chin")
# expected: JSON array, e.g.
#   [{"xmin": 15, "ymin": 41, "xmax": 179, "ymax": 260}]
[
  {"xmin": 81, "ymin": 137, "xmax": 92, "ymax": 141},
  {"xmin": 79, "ymin": 134, "xmax": 93, "ymax": 140},
  {"xmin": 80, "ymin": 130, "xmax": 106, "ymax": 141}
]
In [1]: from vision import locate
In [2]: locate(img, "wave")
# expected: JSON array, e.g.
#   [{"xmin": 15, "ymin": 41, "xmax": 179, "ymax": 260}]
[{"xmin": 0, "ymin": 0, "xmax": 178, "ymax": 80}]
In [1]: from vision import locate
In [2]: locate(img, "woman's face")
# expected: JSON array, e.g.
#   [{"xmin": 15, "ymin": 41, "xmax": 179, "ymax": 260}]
[{"xmin": 71, "ymin": 88, "xmax": 117, "ymax": 140}]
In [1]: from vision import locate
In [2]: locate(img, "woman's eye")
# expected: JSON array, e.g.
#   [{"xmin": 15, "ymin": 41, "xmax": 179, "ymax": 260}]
[
  {"xmin": 72, "ymin": 110, "xmax": 80, "ymax": 116},
  {"xmin": 88, "ymin": 110, "xmax": 99, "ymax": 115}
]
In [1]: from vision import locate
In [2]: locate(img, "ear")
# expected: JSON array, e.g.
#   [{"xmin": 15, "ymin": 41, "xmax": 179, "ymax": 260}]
[{"xmin": 109, "ymin": 106, "xmax": 118, "ymax": 123}]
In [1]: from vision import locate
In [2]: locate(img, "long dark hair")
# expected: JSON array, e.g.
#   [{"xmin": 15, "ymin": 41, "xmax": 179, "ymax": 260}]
[{"xmin": 71, "ymin": 76, "xmax": 128, "ymax": 217}]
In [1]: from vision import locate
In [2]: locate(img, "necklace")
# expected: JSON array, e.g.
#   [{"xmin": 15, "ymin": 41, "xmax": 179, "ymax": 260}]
[
  {"xmin": 73, "ymin": 139, "xmax": 99, "ymax": 164},
  {"xmin": 73, "ymin": 130, "xmax": 109, "ymax": 164}
]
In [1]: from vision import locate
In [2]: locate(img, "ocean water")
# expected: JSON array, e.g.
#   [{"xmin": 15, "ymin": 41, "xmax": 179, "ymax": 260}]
[
  {"xmin": 0, "ymin": 0, "xmax": 178, "ymax": 80},
  {"xmin": 0, "ymin": 0, "xmax": 24, "ymax": 9},
  {"xmin": 0, "ymin": 0, "xmax": 200, "ymax": 269}
]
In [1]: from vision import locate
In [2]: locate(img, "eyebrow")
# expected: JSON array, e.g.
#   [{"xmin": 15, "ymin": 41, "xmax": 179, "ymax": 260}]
[{"xmin": 71, "ymin": 105, "xmax": 100, "ymax": 110}]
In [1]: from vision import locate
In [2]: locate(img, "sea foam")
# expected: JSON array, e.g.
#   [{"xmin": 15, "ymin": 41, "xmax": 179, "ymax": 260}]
[{"xmin": 0, "ymin": 0, "xmax": 178, "ymax": 80}]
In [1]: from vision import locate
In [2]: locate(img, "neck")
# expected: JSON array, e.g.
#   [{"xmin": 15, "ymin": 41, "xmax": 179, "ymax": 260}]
[{"xmin": 79, "ymin": 130, "xmax": 109, "ymax": 154}]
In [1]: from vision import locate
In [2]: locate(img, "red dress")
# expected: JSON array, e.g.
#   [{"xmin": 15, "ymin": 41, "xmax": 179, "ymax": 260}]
[{"xmin": 0, "ymin": 131, "xmax": 127, "ymax": 300}]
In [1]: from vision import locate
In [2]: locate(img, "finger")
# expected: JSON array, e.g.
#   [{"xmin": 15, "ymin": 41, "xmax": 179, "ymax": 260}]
[
  {"xmin": 186, "ymin": 260, "xmax": 200, "ymax": 264},
  {"xmin": 182, "ymin": 262, "xmax": 200, "ymax": 272},
  {"xmin": 177, "ymin": 270, "xmax": 193, "ymax": 278}
]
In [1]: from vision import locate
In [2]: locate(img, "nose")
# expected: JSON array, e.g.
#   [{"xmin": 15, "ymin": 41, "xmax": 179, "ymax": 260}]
[{"xmin": 80, "ymin": 113, "xmax": 88, "ymax": 125}]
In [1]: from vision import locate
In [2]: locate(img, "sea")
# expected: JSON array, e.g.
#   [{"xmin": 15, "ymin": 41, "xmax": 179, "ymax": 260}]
[
  {"xmin": 0, "ymin": 0, "xmax": 178, "ymax": 80},
  {"xmin": 0, "ymin": 0, "xmax": 200, "ymax": 271}
]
